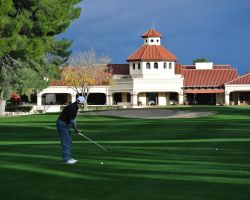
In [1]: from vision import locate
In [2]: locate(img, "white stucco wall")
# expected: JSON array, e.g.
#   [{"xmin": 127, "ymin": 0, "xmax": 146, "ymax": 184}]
[
  {"xmin": 158, "ymin": 93, "xmax": 167, "ymax": 106},
  {"xmin": 130, "ymin": 61, "xmax": 175, "ymax": 78},
  {"xmin": 132, "ymin": 77, "xmax": 183, "ymax": 94},
  {"xmin": 37, "ymin": 86, "xmax": 109, "ymax": 106},
  {"xmin": 129, "ymin": 62, "xmax": 143, "ymax": 78},
  {"xmin": 113, "ymin": 74, "xmax": 131, "ymax": 79},
  {"xmin": 195, "ymin": 62, "xmax": 213, "ymax": 69},
  {"xmin": 225, "ymin": 84, "xmax": 250, "ymax": 93},
  {"xmin": 225, "ymin": 84, "xmax": 250, "ymax": 105},
  {"xmin": 109, "ymin": 78, "xmax": 133, "ymax": 93},
  {"xmin": 144, "ymin": 37, "xmax": 161, "ymax": 45}
]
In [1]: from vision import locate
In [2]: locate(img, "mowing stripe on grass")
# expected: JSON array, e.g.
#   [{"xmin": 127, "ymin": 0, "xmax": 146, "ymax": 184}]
[
  {"xmin": 0, "ymin": 152, "xmax": 60, "ymax": 161},
  {"xmin": 98, "ymin": 155, "xmax": 250, "ymax": 169},
  {"xmin": 94, "ymin": 171, "xmax": 250, "ymax": 186},
  {"xmin": 0, "ymin": 141, "xmax": 60, "ymax": 145},
  {"xmin": 1, "ymin": 138, "xmax": 250, "ymax": 146},
  {"xmin": 96, "ymin": 158, "xmax": 250, "ymax": 177},
  {"xmin": 0, "ymin": 160, "xmax": 106, "ymax": 180}
]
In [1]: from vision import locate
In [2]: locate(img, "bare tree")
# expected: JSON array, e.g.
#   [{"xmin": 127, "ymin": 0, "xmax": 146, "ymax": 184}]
[{"xmin": 68, "ymin": 48, "xmax": 111, "ymax": 67}]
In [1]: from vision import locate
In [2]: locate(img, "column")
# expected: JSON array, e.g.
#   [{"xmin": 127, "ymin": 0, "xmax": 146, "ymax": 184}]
[
  {"xmin": 106, "ymin": 94, "xmax": 109, "ymax": 105},
  {"xmin": 238, "ymin": 92, "xmax": 240, "ymax": 105},
  {"xmin": 158, "ymin": 93, "xmax": 165, "ymax": 106},
  {"xmin": 107, "ymin": 94, "xmax": 113, "ymax": 105},
  {"xmin": 225, "ymin": 93, "xmax": 230, "ymax": 105},
  {"xmin": 178, "ymin": 92, "xmax": 184, "ymax": 105},
  {"xmin": 166, "ymin": 93, "xmax": 170, "ymax": 105},
  {"xmin": 37, "ymin": 94, "xmax": 42, "ymax": 106},
  {"xmin": 71, "ymin": 93, "xmax": 76, "ymax": 103},
  {"xmin": 131, "ymin": 92, "xmax": 138, "ymax": 107}
]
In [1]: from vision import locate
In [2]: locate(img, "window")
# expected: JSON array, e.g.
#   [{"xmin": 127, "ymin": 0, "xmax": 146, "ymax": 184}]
[
  {"xmin": 145, "ymin": 39, "xmax": 147, "ymax": 42},
  {"xmin": 138, "ymin": 63, "xmax": 141, "ymax": 70},
  {"xmin": 164, "ymin": 62, "xmax": 167, "ymax": 69},
  {"xmin": 146, "ymin": 62, "xmax": 150, "ymax": 69},
  {"xmin": 169, "ymin": 62, "xmax": 172, "ymax": 69},
  {"xmin": 133, "ymin": 63, "xmax": 135, "ymax": 70},
  {"xmin": 154, "ymin": 62, "xmax": 158, "ymax": 69},
  {"xmin": 150, "ymin": 39, "xmax": 154, "ymax": 43},
  {"xmin": 157, "ymin": 39, "xmax": 159, "ymax": 43}
]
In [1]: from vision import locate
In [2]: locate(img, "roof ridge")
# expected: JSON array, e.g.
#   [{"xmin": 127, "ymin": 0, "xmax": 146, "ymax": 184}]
[
  {"xmin": 141, "ymin": 45, "xmax": 149, "ymax": 59},
  {"xmin": 159, "ymin": 45, "xmax": 177, "ymax": 61},
  {"xmin": 141, "ymin": 28, "xmax": 162, "ymax": 38},
  {"xmin": 225, "ymin": 72, "xmax": 250, "ymax": 84},
  {"xmin": 182, "ymin": 69, "xmax": 236, "ymax": 71},
  {"xmin": 127, "ymin": 45, "xmax": 146, "ymax": 61},
  {"xmin": 127, "ymin": 44, "xmax": 177, "ymax": 61}
]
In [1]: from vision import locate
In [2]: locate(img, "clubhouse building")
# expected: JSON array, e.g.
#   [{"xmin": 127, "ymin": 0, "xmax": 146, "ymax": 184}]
[{"xmin": 37, "ymin": 28, "xmax": 250, "ymax": 111}]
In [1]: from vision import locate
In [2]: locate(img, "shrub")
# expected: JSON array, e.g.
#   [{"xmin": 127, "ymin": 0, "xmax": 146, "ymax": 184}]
[
  {"xmin": 5, "ymin": 105, "xmax": 33, "ymax": 112},
  {"xmin": 60, "ymin": 105, "xmax": 123, "ymax": 112}
]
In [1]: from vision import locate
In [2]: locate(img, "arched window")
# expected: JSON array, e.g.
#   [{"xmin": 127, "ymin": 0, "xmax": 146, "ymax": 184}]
[
  {"xmin": 133, "ymin": 63, "xmax": 135, "ymax": 70},
  {"xmin": 169, "ymin": 62, "xmax": 172, "ymax": 69},
  {"xmin": 154, "ymin": 62, "xmax": 158, "ymax": 69},
  {"xmin": 164, "ymin": 62, "xmax": 167, "ymax": 69},
  {"xmin": 146, "ymin": 62, "xmax": 151, "ymax": 69},
  {"xmin": 138, "ymin": 63, "xmax": 141, "ymax": 70}
]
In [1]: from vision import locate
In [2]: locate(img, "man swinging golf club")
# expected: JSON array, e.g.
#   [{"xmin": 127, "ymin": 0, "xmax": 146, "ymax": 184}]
[{"xmin": 56, "ymin": 96, "xmax": 86, "ymax": 164}]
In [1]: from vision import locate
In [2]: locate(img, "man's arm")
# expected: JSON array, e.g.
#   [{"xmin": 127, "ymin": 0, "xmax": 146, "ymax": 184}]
[{"xmin": 70, "ymin": 119, "xmax": 80, "ymax": 133}]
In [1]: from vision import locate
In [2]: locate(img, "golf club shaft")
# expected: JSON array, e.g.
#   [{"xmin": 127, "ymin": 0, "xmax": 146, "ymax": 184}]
[{"xmin": 78, "ymin": 132, "xmax": 108, "ymax": 151}]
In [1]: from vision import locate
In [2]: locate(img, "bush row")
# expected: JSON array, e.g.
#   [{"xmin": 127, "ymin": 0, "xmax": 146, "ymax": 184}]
[
  {"xmin": 5, "ymin": 106, "xmax": 33, "ymax": 112},
  {"xmin": 60, "ymin": 105, "xmax": 123, "ymax": 112}
]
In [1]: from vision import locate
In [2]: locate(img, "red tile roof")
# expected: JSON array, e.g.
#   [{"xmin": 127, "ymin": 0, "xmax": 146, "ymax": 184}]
[
  {"xmin": 50, "ymin": 80, "xmax": 67, "ymax": 86},
  {"xmin": 182, "ymin": 69, "xmax": 238, "ymax": 87},
  {"xmin": 175, "ymin": 63, "xmax": 183, "ymax": 74},
  {"xmin": 213, "ymin": 65, "xmax": 231, "ymax": 69},
  {"xmin": 127, "ymin": 45, "xmax": 177, "ymax": 62},
  {"xmin": 107, "ymin": 64, "xmax": 130, "ymax": 75},
  {"xmin": 226, "ymin": 73, "xmax": 250, "ymax": 84},
  {"xmin": 141, "ymin": 28, "xmax": 162, "ymax": 38}
]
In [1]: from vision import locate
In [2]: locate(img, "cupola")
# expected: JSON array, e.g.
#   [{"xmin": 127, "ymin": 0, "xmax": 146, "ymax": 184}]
[{"xmin": 141, "ymin": 28, "xmax": 162, "ymax": 45}]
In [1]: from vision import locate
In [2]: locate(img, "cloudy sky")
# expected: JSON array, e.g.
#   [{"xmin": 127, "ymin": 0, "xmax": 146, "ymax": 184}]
[{"xmin": 59, "ymin": 0, "xmax": 250, "ymax": 75}]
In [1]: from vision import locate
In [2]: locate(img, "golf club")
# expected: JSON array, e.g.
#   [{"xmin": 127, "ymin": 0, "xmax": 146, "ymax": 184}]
[{"xmin": 78, "ymin": 131, "xmax": 109, "ymax": 152}]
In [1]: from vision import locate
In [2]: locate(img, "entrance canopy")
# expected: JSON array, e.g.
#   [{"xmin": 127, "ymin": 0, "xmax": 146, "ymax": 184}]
[{"xmin": 184, "ymin": 89, "xmax": 224, "ymax": 94}]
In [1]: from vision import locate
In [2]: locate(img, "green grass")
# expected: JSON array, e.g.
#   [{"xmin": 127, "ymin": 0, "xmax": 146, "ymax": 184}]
[{"xmin": 0, "ymin": 106, "xmax": 250, "ymax": 200}]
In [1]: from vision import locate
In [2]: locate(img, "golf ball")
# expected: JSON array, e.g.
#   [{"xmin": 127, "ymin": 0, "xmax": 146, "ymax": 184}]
[
  {"xmin": 216, "ymin": 148, "xmax": 218, "ymax": 151},
  {"xmin": 101, "ymin": 162, "xmax": 103, "ymax": 165}
]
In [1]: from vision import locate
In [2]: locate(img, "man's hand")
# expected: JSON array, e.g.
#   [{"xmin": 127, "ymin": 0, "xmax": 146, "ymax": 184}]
[{"xmin": 74, "ymin": 128, "xmax": 80, "ymax": 134}]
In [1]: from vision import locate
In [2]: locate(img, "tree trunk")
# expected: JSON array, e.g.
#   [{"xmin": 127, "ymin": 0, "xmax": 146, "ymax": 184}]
[{"xmin": 0, "ymin": 99, "xmax": 6, "ymax": 116}]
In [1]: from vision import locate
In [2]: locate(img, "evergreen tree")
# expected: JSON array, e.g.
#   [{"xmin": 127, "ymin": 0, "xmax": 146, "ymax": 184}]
[
  {"xmin": 0, "ymin": 0, "xmax": 82, "ymax": 115},
  {"xmin": 192, "ymin": 58, "xmax": 209, "ymax": 64}
]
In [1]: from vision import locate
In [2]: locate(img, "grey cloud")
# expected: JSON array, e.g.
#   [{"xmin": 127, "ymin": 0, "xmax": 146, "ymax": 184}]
[{"xmin": 59, "ymin": 0, "xmax": 250, "ymax": 74}]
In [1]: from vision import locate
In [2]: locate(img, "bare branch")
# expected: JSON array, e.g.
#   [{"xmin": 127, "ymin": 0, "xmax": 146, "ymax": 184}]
[{"xmin": 68, "ymin": 49, "xmax": 111, "ymax": 67}]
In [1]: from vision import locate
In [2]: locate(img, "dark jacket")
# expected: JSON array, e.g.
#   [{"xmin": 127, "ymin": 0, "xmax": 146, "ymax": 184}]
[{"xmin": 58, "ymin": 102, "xmax": 79, "ymax": 124}]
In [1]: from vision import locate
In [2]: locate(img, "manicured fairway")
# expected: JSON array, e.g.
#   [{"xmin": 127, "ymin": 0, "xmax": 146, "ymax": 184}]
[{"xmin": 0, "ymin": 106, "xmax": 250, "ymax": 200}]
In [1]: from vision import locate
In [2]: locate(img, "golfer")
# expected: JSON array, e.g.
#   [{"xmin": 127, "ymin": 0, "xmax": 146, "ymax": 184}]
[{"xmin": 56, "ymin": 96, "xmax": 86, "ymax": 164}]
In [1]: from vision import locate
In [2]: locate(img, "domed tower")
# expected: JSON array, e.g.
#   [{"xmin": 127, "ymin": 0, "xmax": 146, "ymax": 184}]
[{"xmin": 127, "ymin": 28, "xmax": 177, "ymax": 78}]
